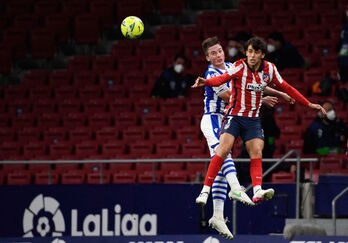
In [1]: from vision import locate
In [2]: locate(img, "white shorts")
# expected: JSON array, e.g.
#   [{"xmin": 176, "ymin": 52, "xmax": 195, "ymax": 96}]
[{"xmin": 200, "ymin": 113, "xmax": 225, "ymax": 157}]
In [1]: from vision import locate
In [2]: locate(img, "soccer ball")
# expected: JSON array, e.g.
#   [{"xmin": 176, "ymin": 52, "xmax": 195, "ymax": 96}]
[{"xmin": 120, "ymin": 16, "xmax": 144, "ymax": 39}]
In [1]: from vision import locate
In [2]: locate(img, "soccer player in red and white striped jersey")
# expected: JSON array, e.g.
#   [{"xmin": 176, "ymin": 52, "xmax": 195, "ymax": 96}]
[{"xmin": 193, "ymin": 36, "xmax": 326, "ymax": 204}]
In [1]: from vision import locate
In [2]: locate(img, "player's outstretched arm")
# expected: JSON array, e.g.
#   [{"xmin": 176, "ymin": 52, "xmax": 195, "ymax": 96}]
[
  {"xmin": 191, "ymin": 77, "xmax": 206, "ymax": 88},
  {"xmin": 309, "ymin": 103, "xmax": 327, "ymax": 116},
  {"xmin": 261, "ymin": 96, "xmax": 278, "ymax": 107},
  {"xmin": 264, "ymin": 86, "xmax": 295, "ymax": 104}
]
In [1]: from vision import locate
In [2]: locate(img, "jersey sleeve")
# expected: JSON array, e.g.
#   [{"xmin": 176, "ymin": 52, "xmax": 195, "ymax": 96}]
[
  {"xmin": 269, "ymin": 63, "xmax": 310, "ymax": 106},
  {"xmin": 205, "ymin": 71, "xmax": 229, "ymax": 96},
  {"xmin": 205, "ymin": 63, "xmax": 243, "ymax": 87}
]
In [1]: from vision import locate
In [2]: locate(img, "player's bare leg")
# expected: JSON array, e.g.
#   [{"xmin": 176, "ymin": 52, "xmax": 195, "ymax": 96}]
[{"xmin": 245, "ymin": 138, "xmax": 275, "ymax": 204}]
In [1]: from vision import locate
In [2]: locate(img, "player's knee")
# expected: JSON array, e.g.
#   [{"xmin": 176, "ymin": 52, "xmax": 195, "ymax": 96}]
[
  {"xmin": 249, "ymin": 146, "xmax": 263, "ymax": 158},
  {"xmin": 216, "ymin": 144, "xmax": 230, "ymax": 158}
]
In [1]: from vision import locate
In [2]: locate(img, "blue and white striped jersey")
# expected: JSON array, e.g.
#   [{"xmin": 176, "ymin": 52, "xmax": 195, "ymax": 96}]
[{"xmin": 203, "ymin": 62, "xmax": 232, "ymax": 114}]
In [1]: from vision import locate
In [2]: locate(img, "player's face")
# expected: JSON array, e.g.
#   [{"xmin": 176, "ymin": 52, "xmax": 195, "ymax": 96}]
[
  {"xmin": 206, "ymin": 44, "xmax": 225, "ymax": 68},
  {"xmin": 246, "ymin": 45, "xmax": 265, "ymax": 68}
]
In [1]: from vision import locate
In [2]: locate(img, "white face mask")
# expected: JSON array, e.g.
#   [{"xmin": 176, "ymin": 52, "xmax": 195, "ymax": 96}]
[
  {"xmin": 326, "ymin": 110, "xmax": 336, "ymax": 121},
  {"xmin": 228, "ymin": 47, "xmax": 238, "ymax": 57},
  {"xmin": 267, "ymin": 44, "xmax": 276, "ymax": 53},
  {"xmin": 174, "ymin": 64, "xmax": 184, "ymax": 73}
]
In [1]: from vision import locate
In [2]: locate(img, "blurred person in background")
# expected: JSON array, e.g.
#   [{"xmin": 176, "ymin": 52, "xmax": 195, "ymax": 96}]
[
  {"xmin": 303, "ymin": 101, "xmax": 346, "ymax": 155},
  {"xmin": 265, "ymin": 31, "xmax": 305, "ymax": 70},
  {"xmin": 338, "ymin": 4, "xmax": 348, "ymax": 83},
  {"xmin": 151, "ymin": 54, "xmax": 194, "ymax": 99},
  {"xmin": 225, "ymin": 31, "xmax": 251, "ymax": 63}
]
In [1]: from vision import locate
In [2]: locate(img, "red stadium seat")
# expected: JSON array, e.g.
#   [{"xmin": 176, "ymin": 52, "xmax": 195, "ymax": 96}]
[
  {"xmin": 294, "ymin": 11, "xmax": 318, "ymax": 26},
  {"xmin": 176, "ymin": 126, "xmax": 201, "ymax": 142},
  {"xmin": 62, "ymin": 113, "xmax": 87, "ymax": 128},
  {"xmin": 137, "ymin": 171, "xmax": 161, "ymax": 183},
  {"xmin": 54, "ymin": 85, "xmax": 77, "ymax": 99},
  {"xmin": 45, "ymin": 14, "xmax": 69, "ymax": 43},
  {"xmin": 78, "ymin": 86, "xmax": 102, "ymax": 100},
  {"xmin": 245, "ymin": 13, "xmax": 269, "ymax": 27},
  {"xmin": 57, "ymin": 99, "xmax": 82, "ymax": 114},
  {"xmin": 14, "ymin": 14, "xmax": 39, "ymax": 30},
  {"xmin": 122, "ymin": 126, "xmax": 146, "ymax": 142},
  {"xmin": 2, "ymin": 29, "xmax": 27, "ymax": 59},
  {"xmin": 141, "ymin": 112, "xmax": 166, "ymax": 127},
  {"xmin": 49, "ymin": 142, "xmax": 73, "ymax": 158},
  {"xmin": 73, "ymin": 71, "xmax": 97, "ymax": 87},
  {"xmin": 159, "ymin": 98, "xmax": 185, "ymax": 114},
  {"xmin": 112, "ymin": 171, "xmax": 136, "ymax": 184},
  {"xmin": 154, "ymin": 26, "xmax": 179, "ymax": 43},
  {"xmin": 23, "ymin": 70, "xmax": 49, "ymax": 86},
  {"xmin": 134, "ymin": 98, "xmax": 158, "ymax": 114},
  {"xmin": 43, "ymin": 127, "xmax": 67, "ymax": 143},
  {"xmin": 186, "ymin": 162, "xmax": 206, "ymax": 174},
  {"xmin": 179, "ymin": 26, "xmax": 201, "ymax": 42},
  {"xmin": 62, "ymin": 1, "xmax": 86, "ymax": 17},
  {"xmin": 29, "ymin": 87, "xmax": 53, "ymax": 100},
  {"xmin": 99, "ymin": 71, "xmax": 122, "ymax": 87},
  {"xmin": 135, "ymin": 40, "xmax": 159, "ymax": 57},
  {"xmin": 159, "ymin": 162, "xmax": 184, "ymax": 173},
  {"xmin": 61, "ymin": 170, "xmax": 85, "ymax": 184},
  {"xmin": 103, "ymin": 86, "xmax": 127, "ymax": 99},
  {"xmin": 197, "ymin": 11, "xmax": 221, "ymax": 28},
  {"xmin": 109, "ymin": 163, "xmax": 134, "ymax": 172},
  {"xmin": 7, "ymin": 1, "xmax": 32, "ymax": 15},
  {"xmin": 68, "ymin": 56, "xmax": 92, "ymax": 72},
  {"xmin": 12, "ymin": 113, "xmax": 35, "ymax": 128},
  {"xmin": 7, "ymin": 171, "xmax": 32, "ymax": 185},
  {"xmin": 92, "ymin": 56, "xmax": 115, "ymax": 72},
  {"xmin": 49, "ymin": 71, "xmax": 72, "ymax": 86},
  {"xmin": 75, "ymin": 141, "xmax": 99, "ymax": 159},
  {"xmin": 163, "ymin": 171, "xmax": 188, "ymax": 183},
  {"xmin": 101, "ymin": 141, "xmax": 127, "ymax": 158},
  {"xmin": 34, "ymin": 1, "xmax": 59, "ymax": 16},
  {"xmin": 1, "ymin": 142, "xmax": 21, "ymax": 159},
  {"xmin": 28, "ymin": 163, "xmax": 51, "ymax": 173},
  {"xmin": 34, "ymin": 171, "xmax": 59, "ymax": 185},
  {"xmin": 141, "ymin": 56, "xmax": 165, "ymax": 71},
  {"xmin": 221, "ymin": 11, "xmax": 244, "ymax": 29},
  {"xmin": 158, "ymin": 0, "xmax": 184, "ymax": 15},
  {"xmin": 86, "ymin": 112, "xmax": 111, "ymax": 128},
  {"xmin": 30, "ymin": 29, "xmax": 55, "ymax": 59},
  {"xmin": 0, "ymin": 128, "xmax": 15, "ymax": 143},
  {"xmin": 90, "ymin": 0, "xmax": 114, "ymax": 29},
  {"xmin": 287, "ymin": 0, "xmax": 310, "ymax": 11},
  {"xmin": 271, "ymin": 171, "xmax": 295, "ymax": 183},
  {"xmin": 115, "ymin": 0, "xmax": 142, "ymax": 23},
  {"xmin": 87, "ymin": 172, "xmax": 111, "ymax": 184},
  {"xmin": 7, "ymin": 99, "xmax": 31, "ymax": 114},
  {"xmin": 148, "ymin": 126, "xmax": 172, "ymax": 142},
  {"xmin": 181, "ymin": 140, "xmax": 207, "ymax": 157},
  {"xmin": 114, "ymin": 112, "xmax": 138, "ymax": 127},
  {"xmin": 128, "ymin": 141, "xmax": 154, "ymax": 156},
  {"xmin": 23, "ymin": 142, "xmax": 47, "ymax": 158},
  {"xmin": 17, "ymin": 128, "xmax": 41, "ymax": 143},
  {"xmin": 83, "ymin": 99, "xmax": 107, "ymax": 113},
  {"xmin": 68, "ymin": 127, "xmax": 93, "ymax": 143},
  {"xmin": 155, "ymin": 141, "xmax": 180, "ymax": 157},
  {"xmin": 319, "ymin": 156, "xmax": 343, "ymax": 171},
  {"xmin": 168, "ymin": 112, "xmax": 192, "ymax": 127},
  {"xmin": 95, "ymin": 127, "xmax": 119, "ymax": 142},
  {"xmin": 55, "ymin": 163, "xmax": 79, "ymax": 173},
  {"xmin": 111, "ymin": 41, "xmax": 135, "ymax": 58}
]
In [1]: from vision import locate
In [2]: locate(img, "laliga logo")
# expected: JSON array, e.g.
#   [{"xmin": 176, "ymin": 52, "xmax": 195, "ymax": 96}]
[{"xmin": 23, "ymin": 194, "xmax": 65, "ymax": 238}]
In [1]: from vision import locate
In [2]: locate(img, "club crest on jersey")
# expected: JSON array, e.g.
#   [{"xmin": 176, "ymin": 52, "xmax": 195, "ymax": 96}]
[
  {"xmin": 262, "ymin": 74, "xmax": 270, "ymax": 82},
  {"xmin": 246, "ymin": 83, "xmax": 264, "ymax": 92}
]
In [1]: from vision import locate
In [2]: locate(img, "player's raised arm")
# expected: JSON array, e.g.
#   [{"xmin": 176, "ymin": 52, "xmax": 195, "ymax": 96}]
[
  {"xmin": 270, "ymin": 63, "xmax": 327, "ymax": 115},
  {"xmin": 264, "ymin": 86, "xmax": 295, "ymax": 104}
]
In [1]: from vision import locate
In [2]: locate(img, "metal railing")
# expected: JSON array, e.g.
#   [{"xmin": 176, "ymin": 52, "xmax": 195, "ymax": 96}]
[{"xmin": 332, "ymin": 186, "xmax": 348, "ymax": 235}]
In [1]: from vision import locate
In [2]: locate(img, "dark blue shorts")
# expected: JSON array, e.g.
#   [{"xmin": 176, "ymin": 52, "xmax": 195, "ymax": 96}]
[{"xmin": 220, "ymin": 115, "xmax": 264, "ymax": 142}]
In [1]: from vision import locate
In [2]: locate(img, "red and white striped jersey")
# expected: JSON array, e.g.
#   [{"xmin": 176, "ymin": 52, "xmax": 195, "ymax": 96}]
[{"xmin": 206, "ymin": 59, "xmax": 285, "ymax": 118}]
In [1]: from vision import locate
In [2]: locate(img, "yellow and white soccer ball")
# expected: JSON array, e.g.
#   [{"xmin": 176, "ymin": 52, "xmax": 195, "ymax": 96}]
[{"xmin": 120, "ymin": 16, "xmax": 144, "ymax": 39}]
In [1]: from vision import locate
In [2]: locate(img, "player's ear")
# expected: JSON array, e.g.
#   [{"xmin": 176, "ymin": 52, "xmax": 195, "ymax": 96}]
[
  {"xmin": 261, "ymin": 53, "xmax": 265, "ymax": 59},
  {"xmin": 205, "ymin": 55, "xmax": 210, "ymax": 62}
]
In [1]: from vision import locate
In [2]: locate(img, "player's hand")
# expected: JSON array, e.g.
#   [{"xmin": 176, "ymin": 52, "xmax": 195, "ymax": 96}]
[
  {"xmin": 279, "ymin": 92, "xmax": 295, "ymax": 104},
  {"xmin": 309, "ymin": 103, "xmax": 327, "ymax": 116},
  {"xmin": 261, "ymin": 96, "xmax": 278, "ymax": 107},
  {"xmin": 191, "ymin": 77, "xmax": 206, "ymax": 88}
]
